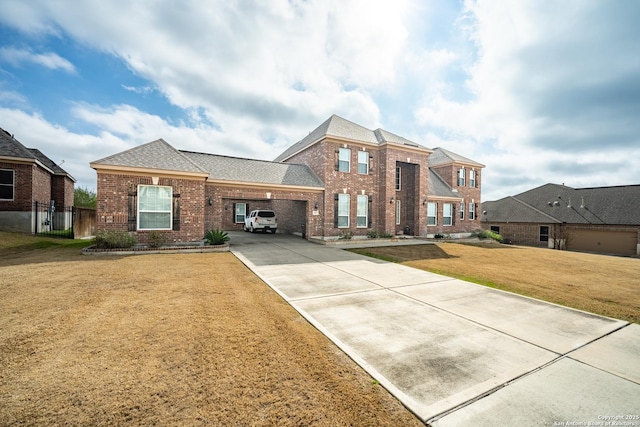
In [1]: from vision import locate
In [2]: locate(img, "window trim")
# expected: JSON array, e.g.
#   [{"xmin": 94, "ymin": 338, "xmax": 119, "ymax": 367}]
[
  {"xmin": 457, "ymin": 168, "xmax": 465, "ymax": 186},
  {"xmin": 469, "ymin": 202, "xmax": 476, "ymax": 220},
  {"xmin": 357, "ymin": 151, "xmax": 369, "ymax": 175},
  {"xmin": 356, "ymin": 194, "xmax": 368, "ymax": 228},
  {"xmin": 395, "ymin": 199, "xmax": 401, "ymax": 225},
  {"xmin": 338, "ymin": 193, "xmax": 350, "ymax": 228},
  {"xmin": 469, "ymin": 169, "xmax": 476, "ymax": 188},
  {"xmin": 443, "ymin": 203, "xmax": 452, "ymax": 226},
  {"xmin": 460, "ymin": 202, "xmax": 465, "ymax": 220},
  {"xmin": 427, "ymin": 202, "xmax": 437, "ymax": 226},
  {"xmin": 395, "ymin": 166, "xmax": 401, "ymax": 191},
  {"xmin": 338, "ymin": 148, "xmax": 351, "ymax": 173},
  {"xmin": 235, "ymin": 202, "xmax": 247, "ymax": 223},
  {"xmin": 137, "ymin": 184, "xmax": 173, "ymax": 231},
  {"xmin": 0, "ymin": 168, "xmax": 15, "ymax": 201},
  {"xmin": 539, "ymin": 225, "xmax": 550, "ymax": 242}
]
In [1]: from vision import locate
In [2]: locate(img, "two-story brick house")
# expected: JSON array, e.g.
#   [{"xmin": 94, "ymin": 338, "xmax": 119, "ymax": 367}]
[
  {"xmin": 91, "ymin": 115, "xmax": 484, "ymax": 243},
  {"xmin": 0, "ymin": 128, "xmax": 75, "ymax": 233}
]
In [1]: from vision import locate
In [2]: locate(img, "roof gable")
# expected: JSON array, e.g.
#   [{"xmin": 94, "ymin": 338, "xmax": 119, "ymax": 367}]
[
  {"xmin": 92, "ymin": 139, "xmax": 207, "ymax": 174},
  {"xmin": 428, "ymin": 169, "xmax": 460, "ymax": 199},
  {"xmin": 274, "ymin": 114, "xmax": 430, "ymax": 162},
  {"xmin": 429, "ymin": 147, "xmax": 485, "ymax": 168}
]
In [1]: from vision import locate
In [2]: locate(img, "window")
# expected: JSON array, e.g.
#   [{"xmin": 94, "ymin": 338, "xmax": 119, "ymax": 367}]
[
  {"xmin": 443, "ymin": 203, "xmax": 452, "ymax": 226},
  {"xmin": 138, "ymin": 185, "xmax": 172, "ymax": 230},
  {"xmin": 457, "ymin": 168, "xmax": 465, "ymax": 186},
  {"xmin": 469, "ymin": 170, "xmax": 476, "ymax": 188},
  {"xmin": 357, "ymin": 151, "xmax": 369, "ymax": 174},
  {"xmin": 234, "ymin": 203, "xmax": 247, "ymax": 223},
  {"xmin": 491, "ymin": 226, "xmax": 500, "ymax": 233},
  {"xmin": 469, "ymin": 202, "xmax": 476, "ymax": 220},
  {"xmin": 338, "ymin": 148, "xmax": 350, "ymax": 172},
  {"xmin": 427, "ymin": 202, "xmax": 437, "ymax": 226},
  {"xmin": 338, "ymin": 194, "xmax": 350, "ymax": 227},
  {"xmin": 539, "ymin": 226, "xmax": 549, "ymax": 242},
  {"xmin": 396, "ymin": 200, "xmax": 401, "ymax": 225},
  {"xmin": 395, "ymin": 166, "xmax": 401, "ymax": 190},
  {"xmin": 0, "ymin": 169, "xmax": 14, "ymax": 200},
  {"xmin": 356, "ymin": 195, "xmax": 368, "ymax": 227},
  {"xmin": 460, "ymin": 202, "xmax": 465, "ymax": 220}
]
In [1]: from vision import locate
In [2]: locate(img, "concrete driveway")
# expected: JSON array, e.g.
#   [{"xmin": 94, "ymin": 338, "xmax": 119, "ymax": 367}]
[{"xmin": 230, "ymin": 232, "xmax": 640, "ymax": 426}]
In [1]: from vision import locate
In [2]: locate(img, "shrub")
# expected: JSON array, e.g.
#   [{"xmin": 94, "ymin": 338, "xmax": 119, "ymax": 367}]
[
  {"xmin": 147, "ymin": 231, "xmax": 167, "ymax": 249},
  {"xmin": 338, "ymin": 231, "xmax": 353, "ymax": 240},
  {"xmin": 94, "ymin": 231, "xmax": 136, "ymax": 249},
  {"xmin": 204, "ymin": 229, "xmax": 230, "ymax": 245},
  {"xmin": 434, "ymin": 233, "xmax": 444, "ymax": 239},
  {"xmin": 478, "ymin": 229, "xmax": 503, "ymax": 242},
  {"xmin": 367, "ymin": 230, "xmax": 379, "ymax": 239}
]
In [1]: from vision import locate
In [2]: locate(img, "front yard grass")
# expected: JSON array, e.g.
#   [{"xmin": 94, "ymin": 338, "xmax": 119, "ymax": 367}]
[
  {"xmin": 349, "ymin": 242, "xmax": 639, "ymax": 324},
  {"xmin": 0, "ymin": 232, "xmax": 422, "ymax": 426}
]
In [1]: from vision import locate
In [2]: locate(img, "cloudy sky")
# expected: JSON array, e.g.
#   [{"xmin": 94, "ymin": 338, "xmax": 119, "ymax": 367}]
[{"xmin": 1, "ymin": 0, "xmax": 638, "ymax": 201}]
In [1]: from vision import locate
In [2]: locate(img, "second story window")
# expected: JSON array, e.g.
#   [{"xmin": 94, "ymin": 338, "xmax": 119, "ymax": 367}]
[
  {"xmin": 470, "ymin": 169, "xmax": 476, "ymax": 188},
  {"xmin": 357, "ymin": 151, "xmax": 369, "ymax": 174},
  {"xmin": 458, "ymin": 168, "xmax": 465, "ymax": 186},
  {"xmin": 395, "ymin": 166, "xmax": 401, "ymax": 190},
  {"xmin": 338, "ymin": 148, "xmax": 351, "ymax": 172}
]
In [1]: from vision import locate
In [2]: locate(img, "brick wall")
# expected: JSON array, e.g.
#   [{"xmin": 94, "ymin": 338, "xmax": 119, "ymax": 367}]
[
  {"xmin": 0, "ymin": 162, "xmax": 34, "ymax": 211},
  {"xmin": 96, "ymin": 172, "xmax": 206, "ymax": 243},
  {"xmin": 483, "ymin": 222, "xmax": 554, "ymax": 247},
  {"xmin": 51, "ymin": 175, "xmax": 74, "ymax": 208},
  {"xmin": 32, "ymin": 165, "xmax": 51, "ymax": 205},
  {"xmin": 205, "ymin": 184, "xmax": 323, "ymax": 236}
]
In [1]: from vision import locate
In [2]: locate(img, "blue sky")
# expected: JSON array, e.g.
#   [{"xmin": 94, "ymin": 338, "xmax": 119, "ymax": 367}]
[{"xmin": 1, "ymin": 0, "xmax": 639, "ymax": 201}]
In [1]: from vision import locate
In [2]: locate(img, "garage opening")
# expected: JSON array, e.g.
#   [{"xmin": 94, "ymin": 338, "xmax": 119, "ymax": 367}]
[{"xmin": 568, "ymin": 229, "xmax": 637, "ymax": 256}]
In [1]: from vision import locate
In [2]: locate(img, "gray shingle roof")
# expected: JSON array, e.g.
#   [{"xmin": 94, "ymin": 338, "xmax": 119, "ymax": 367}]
[
  {"xmin": 428, "ymin": 169, "xmax": 460, "ymax": 199},
  {"xmin": 429, "ymin": 147, "xmax": 485, "ymax": 167},
  {"xmin": 181, "ymin": 151, "xmax": 323, "ymax": 188},
  {"xmin": 92, "ymin": 139, "xmax": 207, "ymax": 174},
  {"xmin": 0, "ymin": 127, "xmax": 74, "ymax": 179},
  {"xmin": 483, "ymin": 183, "xmax": 640, "ymax": 225},
  {"xmin": 274, "ymin": 114, "xmax": 428, "ymax": 162},
  {"xmin": 0, "ymin": 128, "xmax": 38, "ymax": 159}
]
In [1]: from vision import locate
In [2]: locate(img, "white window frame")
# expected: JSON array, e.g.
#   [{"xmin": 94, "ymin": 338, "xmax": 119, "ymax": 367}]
[
  {"xmin": 235, "ymin": 202, "xmax": 247, "ymax": 223},
  {"xmin": 357, "ymin": 151, "xmax": 369, "ymax": 175},
  {"xmin": 458, "ymin": 168, "xmax": 465, "ymax": 186},
  {"xmin": 443, "ymin": 203, "xmax": 452, "ymax": 226},
  {"xmin": 338, "ymin": 148, "xmax": 351, "ymax": 172},
  {"xmin": 356, "ymin": 194, "xmax": 368, "ymax": 228},
  {"xmin": 395, "ymin": 200, "xmax": 401, "ymax": 225},
  {"xmin": 469, "ymin": 169, "xmax": 476, "ymax": 188},
  {"xmin": 137, "ymin": 184, "xmax": 173, "ymax": 230},
  {"xmin": 338, "ymin": 193, "xmax": 350, "ymax": 228},
  {"xmin": 460, "ymin": 202, "xmax": 465, "ymax": 220},
  {"xmin": 0, "ymin": 168, "xmax": 15, "ymax": 201},
  {"xmin": 427, "ymin": 202, "xmax": 437, "ymax": 226},
  {"xmin": 395, "ymin": 166, "xmax": 401, "ymax": 190},
  {"xmin": 469, "ymin": 202, "xmax": 475, "ymax": 220}
]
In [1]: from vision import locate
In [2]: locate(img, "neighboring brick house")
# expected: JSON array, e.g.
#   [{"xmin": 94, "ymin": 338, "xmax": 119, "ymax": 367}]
[
  {"xmin": 91, "ymin": 115, "xmax": 484, "ymax": 242},
  {"xmin": 482, "ymin": 183, "xmax": 640, "ymax": 256},
  {"xmin": 0, "ymin": 127, "xmax": 75, "ymax": 233}
]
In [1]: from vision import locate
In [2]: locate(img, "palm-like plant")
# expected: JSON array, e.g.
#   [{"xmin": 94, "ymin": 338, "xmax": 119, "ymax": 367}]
[{"xmin": 204, "ymin": 229, "xmax": 230, "ymax": 245}]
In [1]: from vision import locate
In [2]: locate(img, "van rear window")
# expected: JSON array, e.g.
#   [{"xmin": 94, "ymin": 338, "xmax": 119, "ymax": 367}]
[{"xmin": 257, "ymin": 211, "xmax": 275, "ymax": 217}]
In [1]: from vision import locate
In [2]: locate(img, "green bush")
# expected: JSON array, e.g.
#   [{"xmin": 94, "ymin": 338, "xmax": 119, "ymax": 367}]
[
  {"xmin": 146, "ymin": 231, "xmax": 167, "ymax": 248},
  {"xmin": 367, "ymin": 230, "xmax": 379, "ymax": 239},
  {"xmin": 94, "ymin": 231, "xmax": 136, "ymax": 249},
  {"xmin": 204, "ymin": 229, "xmax": 230, "ymax": 245},
  {"xmin": 477, "ymin": 229, "xmax": 503, "ymax": 242}
]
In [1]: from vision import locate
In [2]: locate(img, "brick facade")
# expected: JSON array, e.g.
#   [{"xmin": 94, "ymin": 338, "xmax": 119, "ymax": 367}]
[{"xmin": 96, "ymin": 172, "xmax": 206, "ymax": 243}]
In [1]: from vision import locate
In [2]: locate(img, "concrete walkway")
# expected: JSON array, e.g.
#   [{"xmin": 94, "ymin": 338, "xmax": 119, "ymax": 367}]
[{"xmin": 229, "ymin": 232, "xmax": 640, "ymax": 426}]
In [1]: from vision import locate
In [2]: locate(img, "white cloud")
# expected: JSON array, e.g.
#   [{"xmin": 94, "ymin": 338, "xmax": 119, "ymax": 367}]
[{"xmin": 0, "ymin": 47, "xmax": 76, "ymax": 72}]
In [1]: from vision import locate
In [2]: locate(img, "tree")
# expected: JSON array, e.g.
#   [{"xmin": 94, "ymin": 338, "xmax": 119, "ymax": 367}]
[{"xmin": 74, "ymin": 186, "xmax": 97, "ymax": 208}]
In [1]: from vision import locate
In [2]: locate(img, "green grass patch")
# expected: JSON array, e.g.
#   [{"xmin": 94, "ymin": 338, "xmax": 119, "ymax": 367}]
[{"xmin": 349, "ymin": 250, "xmax": 398, "ymax": 263}]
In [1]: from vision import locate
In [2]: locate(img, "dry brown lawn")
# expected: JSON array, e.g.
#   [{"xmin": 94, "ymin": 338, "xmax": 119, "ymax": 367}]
[
  {"xmin": 0, "ymin": 232, "xmax": 423, "ymax": 426},
  {"xmin": 350, "ymin": 242, "xmax": 640, "ymax": 324}
]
